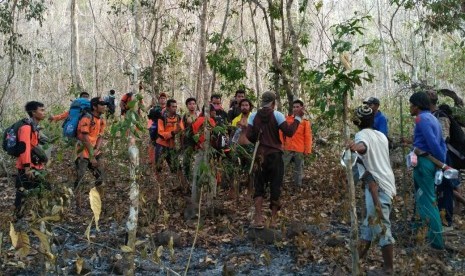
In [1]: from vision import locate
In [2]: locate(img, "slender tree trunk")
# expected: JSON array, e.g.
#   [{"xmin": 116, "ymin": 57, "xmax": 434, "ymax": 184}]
[
  {"xmin": 376, "ymin": 0, "xmax": 388, "ymax": 92},
  {"xmin": 343, "ymin": 91, "xmax": 360, "ymax": 275},
  {"xmin": 248, "ymin": 3, "xmax": 260, "ymax": 98},
  {"xmin": 70, "ymin": 0, "xmax": 82, "ymax": 92},
  {"xmin": 210, "ymin": 0, "xmax": 231, "ymax": 95},
  {"xmin": 0, "ymin": 0, "xmax": 19, "ymax": 121},
  {"xmin": 286, "ymin": 0, "xmax": 300, "ymax": 113},
  {"xmin": 28, "ymin": 51, "xmax": 35, "ymax": 101},
  {"xmin": 124, "ymin": 0, "xmax": 141, "ymax": 274}
]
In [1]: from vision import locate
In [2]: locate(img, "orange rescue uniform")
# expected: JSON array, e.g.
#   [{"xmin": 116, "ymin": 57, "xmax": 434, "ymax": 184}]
[{"xmin": 76, "ymin": 115, "xmax": 106, "ymax": 159}]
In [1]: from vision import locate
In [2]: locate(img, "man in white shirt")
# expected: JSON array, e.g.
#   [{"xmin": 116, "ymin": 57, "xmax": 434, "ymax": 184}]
[{"xmin": 347, "ymin": 105, "xmax": 396, "ymax": 274}]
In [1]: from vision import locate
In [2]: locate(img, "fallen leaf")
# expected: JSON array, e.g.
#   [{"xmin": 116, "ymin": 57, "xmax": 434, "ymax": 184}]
[
  {"xmin": 76, "ymin": 256, "xmax": 84, "ymax": 274},
  {"xmin": 89, "ymin": 187, "xmax": 102, "ymax": 231},
  {"xmin": 120, "ymin": 245, "xmax": 133, "ymax": 253}
]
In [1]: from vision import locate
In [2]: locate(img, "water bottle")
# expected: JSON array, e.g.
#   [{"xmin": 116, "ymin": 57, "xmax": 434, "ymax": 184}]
[
  {"xmin": 434, "ymin": 170, "xmax": 443, "ymax": 185},
  {"xmin": 410, "ymin": 152, "xmax": 417, "ymax": 167},
  {"xmin": 444, "ymin": 168, "xmax": 459, "ymax": 179},
  {"xmin": 231, "ymin": 128, "xmax": 242, "ymax": 144}
]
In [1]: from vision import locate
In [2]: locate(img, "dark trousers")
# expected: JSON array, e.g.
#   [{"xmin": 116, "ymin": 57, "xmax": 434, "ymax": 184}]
[
  {"xmin": 437, "ymin": 180, "xmax": 454, "ymax": 226},
  {"xmin": 155, "ymin": 144, "xmax": 179, "ymax": 173},
  {"xmin": 15, "ymin": 169, "xmax": 44, "ymax": 218},
  {"xmin": 75, "ymin": 156, "xmax": 104, "ymax": 189},
  {"xmin": 254, "ymin": 151, "xmax": 284, "ymax": 209}
]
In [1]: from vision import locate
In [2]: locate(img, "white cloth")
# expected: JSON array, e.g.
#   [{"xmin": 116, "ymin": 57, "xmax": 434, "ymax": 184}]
[{"xmin": 355, "ymin": 129, "xmax": 396, "ymax": 199}]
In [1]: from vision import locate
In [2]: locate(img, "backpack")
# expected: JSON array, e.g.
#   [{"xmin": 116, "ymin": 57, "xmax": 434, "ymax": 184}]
[
  {"xmin": 62, "ymin": 98, "xmax": 91, "ymax": 138},
  {"xmin": 104, "ymin": 95, "xmax": 116, "ymax": 114},
  {"xmin": 2, "ymin": 118, "xmax": 32, "ymax": 157},
  {"xmin": 435, "ymin": 105, "xmax": 465, "ymax": 169}
]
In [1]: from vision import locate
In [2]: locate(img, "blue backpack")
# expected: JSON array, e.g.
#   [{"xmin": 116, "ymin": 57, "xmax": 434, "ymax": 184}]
[{"xmin": 62, "ymin": 98, "xmax": 91, "ymax": 138}]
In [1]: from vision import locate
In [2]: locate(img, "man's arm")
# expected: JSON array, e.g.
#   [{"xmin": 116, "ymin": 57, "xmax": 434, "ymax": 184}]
[
  {"xmin": 347, "ymin": 140, "xmax": 367, "ymax": 154},
  {"xmin": 418, "ymin": 119, "xmax": 446, "ymax": 162},
  {"xmin": 157, "ymin": 118, "xmax": 172, "ymax": 140},
  {"xmin": 304, "ymin": 120, "xmax": 312, "ymax": 155}
]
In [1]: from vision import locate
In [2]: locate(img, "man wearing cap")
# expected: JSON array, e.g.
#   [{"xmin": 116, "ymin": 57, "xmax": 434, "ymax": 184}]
[
  {"xmin": 75, "ymin": 97, "xmax": 107, "ymax": 192},
  {"xmin": 347, "ymin": 105, "xmax": 395, "ymax": 274},
  {"xmin": 246, "ymin": 91, "xmax": 304, "ymax": 228},
  {"xmin": 409, "ymin": 91, "xmax": 446, "ymax": 249},
  {"xmin": 363, "ymin": 97, "xmax": 388, "ymax": 137}
]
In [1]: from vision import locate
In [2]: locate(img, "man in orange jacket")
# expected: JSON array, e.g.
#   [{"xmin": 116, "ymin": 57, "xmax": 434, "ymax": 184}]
[
  {"xmin": 281, "ymin": 100, "xmax": 312, "ymax": 187},
  {"xmin": 155, "ymin": 99, "xmax": 184, "ymax": 173},
  {"xmin": 75, "ymin": 97, "xmax": 107, "ymax": 189},
  {"xmin": 14, "ymin": 101, "xmax": 47, "ymax": 219}
]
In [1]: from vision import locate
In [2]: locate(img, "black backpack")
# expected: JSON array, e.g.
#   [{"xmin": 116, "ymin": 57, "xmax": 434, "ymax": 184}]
[
  {"xmin": 436, "ymin": 105, "xmax": 465, "ymax": 169},
  {"xmin": 2, "ymin": 118, "xmax": 32, "ymax": 157}
]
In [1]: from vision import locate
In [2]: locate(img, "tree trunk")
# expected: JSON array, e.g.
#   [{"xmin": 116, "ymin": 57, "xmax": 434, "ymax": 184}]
[
  {"xmin": 248, "ymin": 3, "xmax": 261, "ymax": 99},
  {"xmin": 0, "ymin": 0, "xmax": 19, "ymax": 121},
  {"xmin": 210, "ymin": 0, "xmax": 231, "ymax": 95},
  {"xmin": 286, "ymin": 0, "xmax": 300, "ymax": 113},
  {"xmin": 70, "ymin": 0, "xmax": 82, "ymax": 92},
  {"xmin": 124, "ymin": 0, "xmax": 141, "ymax": 274},
  {"xmin": 343, "ymin": 91, "xmax": 360, "ymax": 275}
]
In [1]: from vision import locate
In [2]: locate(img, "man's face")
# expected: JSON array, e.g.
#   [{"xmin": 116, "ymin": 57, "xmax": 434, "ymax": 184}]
[
  {"xmin": 212, "ymin": 97, "xmax": 222, "ymax": 109},
  {"xmin": 293, "ymin": 103, "xmax": 303, "ymax": 115},
  {"xmin": 168, "ymin": 102, "xmax": 177, "ymax": 115},
  {"xmin": 240, "ymin": 101, "xmax": 251, "ymax": 114},
  {"xmin": 32, "ymin": 106, "xmax": 46, "ymax": 121},
  {"xmin": 187, "ymin": 100, "xmax": 196, "ymax": 112},
  {"xmin": 96, "ymin": 98, "xmax": 107, "ymax": 114},
  {"xmin": 368, "ymin": 103, "xmax": 379, "ymax": 113},
  {"xmin": 409, "ymin": 103, "xmax": 419, "ymax": 116},
  {"xmin": 236, "ymin": 93, "xmax": 245, "ymax": 102},
  {"xmin": 159, "ymin": 96, "xmax": 167, "ymax": 106}
]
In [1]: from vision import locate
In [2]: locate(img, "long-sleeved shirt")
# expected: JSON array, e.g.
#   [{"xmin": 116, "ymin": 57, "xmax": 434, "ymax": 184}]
[
  {"xmin": 16, "ymin": 123, "xmax": 44, "ymax": 170},
  {"xmin": 156, "ymin": 114, "xmax": 184, "ymax": 148},
  {"xmin": 246, "ymin": 108, "xmax": 301, "ymax": 157},
  {"xmin": 374, "ymin": 111, "xmax": 388, "ymax": 137},
  {"xmin": 280, "ymin": 115, "xmax": 312, "ymax": 155},
  {"xmin": 413, "ymin": 110, "xmax": 447, "ymax": 162}
]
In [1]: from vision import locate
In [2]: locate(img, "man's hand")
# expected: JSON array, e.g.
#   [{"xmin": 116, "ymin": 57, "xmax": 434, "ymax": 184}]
[
  {"xmin": 90, "ymin": 157, "xmax": 98, "ymax": 167},
  {"xmin": 24, "ymin": 168, "xmax": 34, "ymax": 179},
  {"xmin": 346, "ymin": 140, "xmax": 356, "ymax": 152}
]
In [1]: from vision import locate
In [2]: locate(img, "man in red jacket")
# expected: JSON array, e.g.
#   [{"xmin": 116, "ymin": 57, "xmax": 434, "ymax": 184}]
[
  {"xmin": 281, "ymin": 100, "xmax": 312, "ymax": 187},
  {"xmin": 14, "ymin": 101, "xmax": 47, "ymax": 219}
]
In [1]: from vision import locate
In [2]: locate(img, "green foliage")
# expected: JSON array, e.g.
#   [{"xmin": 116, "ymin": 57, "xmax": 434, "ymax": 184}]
[
  {"xmin": 393, "ymin": 0, "xmax": 465, "ymax": 34},
  {"xmin": 0, "ymin": 0, "xmax": 46, "ymax": 57},
  {"xmin": 301, "ymin": 14, "xmax": 374, "ymax": 130},
  {"xmin": 110, "ymin": 96, "xmax": 146, "ymax": 142},
  {"xmin": 206, "ymin": 34, "xmax": 246, "ymax": 92}
]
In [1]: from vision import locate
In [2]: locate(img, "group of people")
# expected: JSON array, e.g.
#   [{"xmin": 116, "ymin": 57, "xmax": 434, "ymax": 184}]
[
  {"xmin": 10, "ymin": 87, "xmax": 461, "ymax": 274},
  {"xmin": 347, "ymin": 91, "xmax": 463, "ymax": 274}
]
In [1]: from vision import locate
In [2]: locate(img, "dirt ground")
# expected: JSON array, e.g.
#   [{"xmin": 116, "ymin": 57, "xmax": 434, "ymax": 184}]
[{"xmin": 1, "ymin": 142, "xmax": 465, "ymax": 275}]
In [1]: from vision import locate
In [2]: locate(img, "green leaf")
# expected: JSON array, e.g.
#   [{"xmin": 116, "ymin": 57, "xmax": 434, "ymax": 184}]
[{"xmin": 364, "ymin": 56, "xmax": 372, "ymax": 67}]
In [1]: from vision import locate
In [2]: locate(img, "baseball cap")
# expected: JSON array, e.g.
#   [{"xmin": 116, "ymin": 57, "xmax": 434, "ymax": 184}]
[
  {"xmin": 261, "ymin": 91, "xmax": 276, "ymax": 107},
  {"xmin": 363, "ymin": 97, "xmax": 380, "ymax": 105}
]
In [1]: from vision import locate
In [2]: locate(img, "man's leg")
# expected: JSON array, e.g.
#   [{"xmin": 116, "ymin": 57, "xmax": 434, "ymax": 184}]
[
  {"xmin": 74, "ymin": 157, "xmax": 89, "ymax": 189},
  {"xmin": 252, "ymin": 156, "xmax": 266, "ymax": 228},
  {"xmin": 438, "ymin": 179, "xmax": 454, "ymax": 227},
  {"xmin": 293, "ymin": 152, "xmax": 304, "ymax": 187},
  {"xmin": 268, "ymin": 152, "xmax": 284, "ymax": 227}
]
